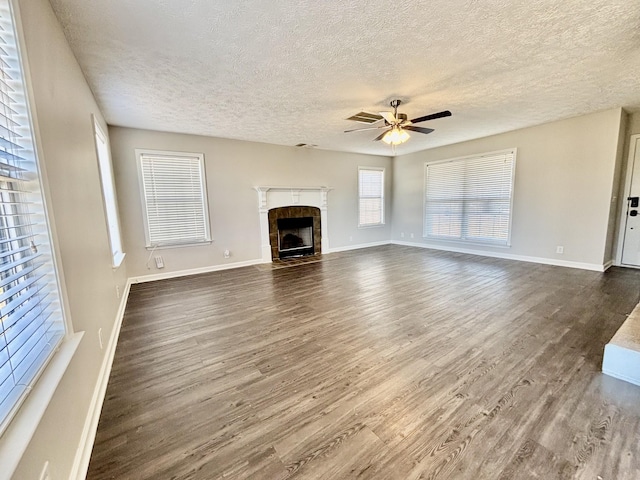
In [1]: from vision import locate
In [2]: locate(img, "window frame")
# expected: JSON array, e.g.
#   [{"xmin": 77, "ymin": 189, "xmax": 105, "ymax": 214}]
[
  {"xmin": 0, "ymin": 0, "xmax": 79, "ymax": 469},
  {"xmin": 136, "ymin": 149, "xmax": 212, "ymax": 249},
  {"xmin": 358, "ymin": 166, "xmax": 385, "ymax": 228},
  {"xmin": 92, "ymin": 117, "xmax": 125, "ymax": 268},
  {"xmin": 423, "ymin": 148, "xmax": 517, "ymax": 247}
]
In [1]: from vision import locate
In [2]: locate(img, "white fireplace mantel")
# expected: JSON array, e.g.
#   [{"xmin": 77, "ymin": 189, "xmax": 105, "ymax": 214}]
[{"xmin": 254, "ymin": 186, "xmax": 332, "ymax": 262}]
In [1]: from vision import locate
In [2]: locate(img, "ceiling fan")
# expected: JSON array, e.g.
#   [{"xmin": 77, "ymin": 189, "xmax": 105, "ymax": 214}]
[{"xmin": 345, "ymin": 99, "xmax": 451, "ymax": 145}]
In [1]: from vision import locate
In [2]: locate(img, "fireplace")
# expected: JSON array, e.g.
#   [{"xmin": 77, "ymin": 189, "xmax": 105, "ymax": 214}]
[
  {"xmin": 278, "ymin": 217, "xmax": 314, "ymax": 258},
  {"xmin": 255, "ymin": 186, "xmax": 331, "ymax": 263},
  {"xmin": 268, "ymin": 206, "xmax": 321, "ymax": 260}
]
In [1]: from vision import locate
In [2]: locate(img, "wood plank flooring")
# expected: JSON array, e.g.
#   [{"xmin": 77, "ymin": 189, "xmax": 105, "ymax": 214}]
[{"xmin": 86, "ymin": 245, "xmax": 640, "ymax": 479}]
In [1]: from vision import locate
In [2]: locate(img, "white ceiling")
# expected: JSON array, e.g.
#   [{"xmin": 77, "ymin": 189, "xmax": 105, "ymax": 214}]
[{"xmin": 48, "ymin": 0, "xmax": 640, "ymax": 157}]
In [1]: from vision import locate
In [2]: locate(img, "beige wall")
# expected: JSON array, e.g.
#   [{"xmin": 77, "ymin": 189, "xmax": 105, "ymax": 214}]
[
  {"xmin": 392, "ymin": 108, "xmax": 625, "ymax": 268},
  {"xmin": 109, "ymin": 127, "xmax": 392, "ymax": 278},
  {"xmin": 13, "ymin": 0, "xmax": 128, "ymax": 478}
]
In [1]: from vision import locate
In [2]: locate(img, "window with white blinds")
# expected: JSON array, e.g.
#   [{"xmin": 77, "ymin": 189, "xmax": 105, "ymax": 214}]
[
  {"xmin": 137, "ymin": 150, "xmax": 211, "ymax": 247},
  {"xmin": 0, "ymin": 0, "xmax": 65, "ymax": 433},
  {"xmin": 358, "ymin": 167, "xmax": 385, "ymax": 227},
  {"xmin": 424, "ymin": 149, "xmax": 516, "ymax": 245}
]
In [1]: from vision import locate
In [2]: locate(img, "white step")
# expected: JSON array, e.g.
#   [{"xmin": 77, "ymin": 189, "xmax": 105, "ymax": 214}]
[{"xmin": 603, "ymin": 304, "xmax": 640, "ymax": 386}]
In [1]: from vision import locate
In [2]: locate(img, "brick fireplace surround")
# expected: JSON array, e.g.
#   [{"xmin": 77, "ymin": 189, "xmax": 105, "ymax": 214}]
[{"xmin": 268, "ymin": 206, "xmax": 321, "ymax": 260}]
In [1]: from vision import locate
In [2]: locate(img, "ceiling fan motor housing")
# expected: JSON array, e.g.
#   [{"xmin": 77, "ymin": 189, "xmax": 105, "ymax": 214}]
[{"xmin": 385, "ymin": 112, "xmax": 407, "ymax": 126}]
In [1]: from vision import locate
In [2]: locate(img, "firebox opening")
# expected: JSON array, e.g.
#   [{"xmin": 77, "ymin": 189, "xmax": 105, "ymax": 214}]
[{"xmin": 277, "ymin": 217, "xmax": 314, "ymax": 258}]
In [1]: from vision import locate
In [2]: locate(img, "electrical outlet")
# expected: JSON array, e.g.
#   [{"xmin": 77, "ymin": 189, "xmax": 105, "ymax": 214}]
[
  {"xmin": 223, "ymin": 249, "xmax": 230, "ymax": 258},
  {"xmin": 400, "ymin": 232, "xmax": 405, "ymax": 238},
  {"xmin": 115, "ymin": 284, "xmax": 120, "ymax": 299},
  {"xmin": 349, "ymin": 236, "xmax": 353, "ymax": 242},
  {"xmin": 556, "ymin": 246, "xmax": 564, "ymax": 254},
  {"xmin": 410, "ymin": 233, "xmax": 414, "ymax": 239},
  {"xmin": 39, "ymin": 461, "xmax": 50, "ymax": 480},
  {"xmin": 98, "ymin": 328, "xmax": 104, "ymax": 349},
  {"xmin": 155, "ymin": 255, "xmax": 164, "ymax": 268}
]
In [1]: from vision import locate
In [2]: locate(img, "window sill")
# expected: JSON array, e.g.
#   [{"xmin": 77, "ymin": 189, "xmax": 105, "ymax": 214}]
[
  {"xmin": 145, "ymin": 241, "xmax": 212, "ymax": 250},
  {"xmin": 0, "ymin": 332, "xmax": 83, "ymax": 477},
  {"xmin": 358, "ymin": 223, "xmax": 385, "ymax": 229},
  {"xmin": 112, "ymin": 252, "xmax": 126, "ymax": 269},
  {"xmin": 422, "ymin": 236, "xmax": 512, "ymax": 249}
]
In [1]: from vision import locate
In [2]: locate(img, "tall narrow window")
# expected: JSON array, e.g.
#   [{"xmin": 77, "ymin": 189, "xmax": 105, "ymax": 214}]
[
  {"xmin": 358, "ymin": 167, "xmax": 385, "ymax": 227},
  {"xmin": 424, "ymin": 149, "xmax": 516, "ymax": 246},
  {"xmin": 137, "ymin": 150, "xmax": 211, "ymax": 248},
  {"xmin": 93, "ymin": 119, "xmax": 124, "ymax": 267},
  {"xmin": 0, "ymin": 0, "xmax": 65, "ymax": 433}
]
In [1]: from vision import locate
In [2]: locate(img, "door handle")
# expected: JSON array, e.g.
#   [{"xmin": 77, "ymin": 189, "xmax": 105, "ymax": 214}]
[{"xmin": 631, "ymin": 210, "xmax": 638, "ymax": 217}]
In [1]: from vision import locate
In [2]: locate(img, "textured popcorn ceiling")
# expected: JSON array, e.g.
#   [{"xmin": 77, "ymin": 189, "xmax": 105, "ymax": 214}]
[{"xmin": 49, "ymin": 0, "xmax": 640, "ymax": 156}]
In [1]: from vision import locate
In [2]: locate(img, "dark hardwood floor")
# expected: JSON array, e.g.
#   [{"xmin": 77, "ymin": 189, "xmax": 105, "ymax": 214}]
[{"xmin": 87, "ymin": 245, "xmax": 640, "ymax": 479}]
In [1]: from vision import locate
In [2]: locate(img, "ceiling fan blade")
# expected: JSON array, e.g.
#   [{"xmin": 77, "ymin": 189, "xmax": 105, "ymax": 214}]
[
  {"xmin": 373, "ymin": 130, "xmax": 388, "ymax": 141},
  {"xmin": 344, "ymin": 125, "xmax": 387, "ymax": 133},
  {"xmin": 346, "ymin": 112, "xmax": 384, "ymax": 123},
  {"xmin": 410, "ymin": 110, "xmax": 452, "ymax": 124},
  {"xmin": 380, "ymin": 111, "xmax": 396, "ymax": 124},
  {"xmin": 404, "ymin": 126, "xmax": 434, "ymax": 135}
]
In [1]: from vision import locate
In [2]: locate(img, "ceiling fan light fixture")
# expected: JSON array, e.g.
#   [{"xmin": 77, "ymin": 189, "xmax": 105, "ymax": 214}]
[{"xmin": 382, "ymin": 126, "xmax": 410, "ymax": 145}]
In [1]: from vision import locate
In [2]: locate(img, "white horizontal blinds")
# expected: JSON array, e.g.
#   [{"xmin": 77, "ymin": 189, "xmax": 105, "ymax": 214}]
[
  {"xmin": 359, "ymin": 168, "xmax": 384, "ymax": 226},
  {"xmin": 140, "ymin": 153, "xmax": 210, "ymax": 246},
  {"xmin": 425, "ymin": 150, "xmax": 515, "ymax": 245},
  {"xmin": 0, "ymin": 0, "xmax": 64, "ymax": 432}
]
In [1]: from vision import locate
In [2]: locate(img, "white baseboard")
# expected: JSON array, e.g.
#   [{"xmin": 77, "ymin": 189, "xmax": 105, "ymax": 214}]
[
  {"xmin": 70, "ymin": 279, "xmax": 132, "ymax": 480},
  {"xmin": 130, "ymin": 246, "xmax": 398, "ymax": 283},
  {"xmin": 327, "ymin": 240, "xmax": 392, "ymax": 254},
  {"xmin": 603, "ymin": 259, "xmax": 614, "ymax": 271},
  {"xmin": 391, "ymin": 240, "xmax": 608, "ymax": 272},
  {"xmin": 129, "ymin": 258, "xmax": 265, "ymax": 284}
]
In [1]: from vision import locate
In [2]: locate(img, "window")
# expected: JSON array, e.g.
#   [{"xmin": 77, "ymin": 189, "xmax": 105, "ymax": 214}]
[
  {"xmin": 0, "ymin": 0, "xmax": 65, "ymax": 433},
  {"xmin": 93, "ymin": 119, "xmax": 124, "ymax": 267},
  {"xmin": 358, "ymin": 167, "xmax": 384, "ymax": 227},
  {"xmin": 424, "ymin": 149, "xmax": 516, "ymax": 245},
  {"xmin": 137, "ymin": 150, "xmax": 211, "ymax": 247}
]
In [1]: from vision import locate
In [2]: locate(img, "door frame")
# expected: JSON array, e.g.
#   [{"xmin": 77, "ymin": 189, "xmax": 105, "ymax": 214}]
[{"xmin": 616, "ymin": 133, "xmax": 640, "ymax": 267}]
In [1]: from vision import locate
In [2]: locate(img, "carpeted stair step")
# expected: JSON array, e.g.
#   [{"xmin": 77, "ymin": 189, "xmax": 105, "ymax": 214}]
[{"xmin": 603, "ymin": 303, "xmax": 640, "ymax": 386}]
